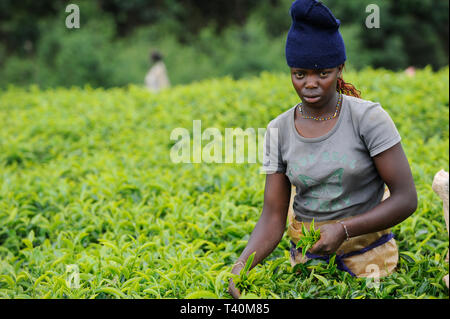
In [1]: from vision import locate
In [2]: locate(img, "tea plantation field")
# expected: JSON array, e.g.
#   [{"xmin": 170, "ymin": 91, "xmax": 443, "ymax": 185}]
[{"xmin": 0, "ymin": 66, "xmax": 448, "ymax": 298}]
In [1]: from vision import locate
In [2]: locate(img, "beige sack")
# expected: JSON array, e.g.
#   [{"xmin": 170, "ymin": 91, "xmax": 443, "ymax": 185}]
[
  {"xmin": 431, "ymin": 169, "xmax": 449, "ymax": 288},
  {"xmin": 287, "ymin": 185, "xmax": 398, "ymax": 278}
]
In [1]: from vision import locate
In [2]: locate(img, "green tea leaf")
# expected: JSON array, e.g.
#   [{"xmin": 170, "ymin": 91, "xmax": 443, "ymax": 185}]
[
  {"xmin": 244, "ymin": 252, "xmax": 256, "ymax": 273},
  {"xmin": 185, "ymin": 290, "xmax": 218, "ymax": 299},
  {"xmin": 313, "ymin": 274, "xmax": 329, "ymax": 287},
  {"xmin": 96, "ymin": 287, "xmax": 127, "ymax": 299}
]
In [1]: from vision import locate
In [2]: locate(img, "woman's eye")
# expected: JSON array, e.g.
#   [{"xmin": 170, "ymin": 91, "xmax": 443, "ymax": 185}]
[{"xmin": 294, "ymin": 71, "xmax": 328, "ymax": 79}]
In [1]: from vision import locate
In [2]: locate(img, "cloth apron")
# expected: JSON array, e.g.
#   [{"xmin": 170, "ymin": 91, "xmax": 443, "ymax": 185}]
[{"xmin": 287, "ymin": 186, "xmax": 398, "ymax": 278}]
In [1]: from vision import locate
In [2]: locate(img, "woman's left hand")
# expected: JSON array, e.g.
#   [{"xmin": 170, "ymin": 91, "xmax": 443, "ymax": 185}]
[{"xmin": 308, "ymin": 222, "xmax": 346, "ymax": 256}]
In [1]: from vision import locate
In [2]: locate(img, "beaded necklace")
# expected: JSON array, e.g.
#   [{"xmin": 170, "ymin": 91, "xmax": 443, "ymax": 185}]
[{"xmin": 298, "ymin": 93, "xmax": 342, "ymax": 121}]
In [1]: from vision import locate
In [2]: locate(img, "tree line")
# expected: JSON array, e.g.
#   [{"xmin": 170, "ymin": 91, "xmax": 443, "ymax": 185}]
[{"xmin": 0, "ymin": 0, "xmax": 448, "ymax": 88}]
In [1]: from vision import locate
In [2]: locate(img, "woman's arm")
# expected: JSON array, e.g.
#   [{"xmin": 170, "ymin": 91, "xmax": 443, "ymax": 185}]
[
  {"xmin": 310, "ymin": 142, "xmax": 418, "ymax": 255},
  {"xmin": 228, "ymin": 172, "xmax": 291, "ymax": 298}
]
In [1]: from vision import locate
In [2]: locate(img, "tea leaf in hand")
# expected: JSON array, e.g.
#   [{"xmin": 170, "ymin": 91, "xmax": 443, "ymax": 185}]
[{"xmin": 296, "ymin": 219, "xmax": 321, "ymax": 258}]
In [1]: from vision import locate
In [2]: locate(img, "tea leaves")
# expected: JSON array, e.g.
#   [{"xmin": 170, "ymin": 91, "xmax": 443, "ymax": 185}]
[
  {"xmin": 296, "ymin": 219, "xmax": 321, "ymax": 258},
  {"xmin": 0, "ymin": 67, "xmax": 448, "ymax": 298}
]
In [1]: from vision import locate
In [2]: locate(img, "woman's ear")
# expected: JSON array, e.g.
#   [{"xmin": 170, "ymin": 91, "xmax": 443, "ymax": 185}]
[{"xmin": 337, "ymin": 64, "xmax": 344, "ymax": 78}]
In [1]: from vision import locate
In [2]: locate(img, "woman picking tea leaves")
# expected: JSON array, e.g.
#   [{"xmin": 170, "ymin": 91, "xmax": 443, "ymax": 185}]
[{"xmin": 228, "ymin": 0, "xmax": 417, "ymax": 299}]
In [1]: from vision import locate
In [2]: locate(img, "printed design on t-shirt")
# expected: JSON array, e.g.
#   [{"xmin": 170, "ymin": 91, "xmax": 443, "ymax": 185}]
[
  {"xmin": 287, "ymin": 151, "xmax": 357, "ymax": 211},
  {"xmin": 286, "ymin": 151, "xmax": 357, "ymax": 181},
  {"xmin": 296, "ymin": 168, "xmax": 350, "ymax": 212},
  {"xmin": 298, "ymin": 168, "xmax": 343, "ymax": 198}
]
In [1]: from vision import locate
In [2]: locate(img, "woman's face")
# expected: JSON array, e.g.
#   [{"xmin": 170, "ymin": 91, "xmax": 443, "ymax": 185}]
[{"xmin": 290, "ymin": 64, "xmax": 344, "ymax": 107}]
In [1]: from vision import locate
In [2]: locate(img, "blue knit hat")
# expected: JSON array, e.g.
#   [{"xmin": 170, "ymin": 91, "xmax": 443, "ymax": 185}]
[{"xmin": 285, "ymin": 0, "xmax": 346, "ymax": 69}]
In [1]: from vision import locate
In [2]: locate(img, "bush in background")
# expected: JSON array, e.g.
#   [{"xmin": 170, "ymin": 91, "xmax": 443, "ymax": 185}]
[{"xmin": 0, "ymin": 0, "xmax": 448, "ymax": 89}]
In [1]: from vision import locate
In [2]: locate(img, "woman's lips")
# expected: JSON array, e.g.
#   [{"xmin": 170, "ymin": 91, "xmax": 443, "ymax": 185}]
[{"xmin": 303, "ymin": 96, "xmax": 321, "ymax": 103}]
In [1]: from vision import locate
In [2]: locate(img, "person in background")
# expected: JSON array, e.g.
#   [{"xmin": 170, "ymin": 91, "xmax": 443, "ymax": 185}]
[
  {"xmin": 145, "ymin": 50, "xmax": 171, "ymax": 92},
  {"xmin": 404, "ymin": 66, "xmax": 416, "ymax": 77}
]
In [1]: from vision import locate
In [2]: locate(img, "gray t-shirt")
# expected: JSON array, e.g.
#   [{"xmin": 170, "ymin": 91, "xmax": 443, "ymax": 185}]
[{"xmin": 261, "ymin": 94, "xmax": 402, "ymax": 222}]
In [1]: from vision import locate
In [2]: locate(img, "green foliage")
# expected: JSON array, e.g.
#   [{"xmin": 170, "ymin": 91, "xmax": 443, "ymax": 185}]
[
  {"xmin": 0, "ymin": 67, "xmax": 448, "ymax": 298},
  {"xmin": 296, "ymin": 220, "xmax": 321, "ymax": 258},
  {"xmin": 0, "ymin": 0, "xmax": 448, "ymax": 88},
  {"xmin": 230, "ymin": 252, "xmax": 259, "ymax": 295},
  {"xmin": 324, "ymin": 0, "xmax": 449, "ymax": 70}
]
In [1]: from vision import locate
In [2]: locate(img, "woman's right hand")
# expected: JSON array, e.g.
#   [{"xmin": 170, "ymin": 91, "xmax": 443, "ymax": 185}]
[
  {"xmin": 228, "ymin": 263, "xmax": 244, "ymax": 299},
  {"xmin": 227, "ymin": 173, "xmax": 291, "ymax": 299}
]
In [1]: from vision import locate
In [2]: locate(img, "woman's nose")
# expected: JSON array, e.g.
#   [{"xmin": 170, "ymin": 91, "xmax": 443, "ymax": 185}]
[{"xmin": 305, "ymin": 76, "xmax": 318, "ymax": 88}]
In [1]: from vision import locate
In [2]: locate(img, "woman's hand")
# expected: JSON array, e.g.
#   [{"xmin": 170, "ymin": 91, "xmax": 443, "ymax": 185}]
[
  {"xmin": 227, "ymin": 172, "xmax": 291, "ymax": 299},
  {"xmin": 308, "ymin": 222, "xmax": 346, "ymax": 256},
  {"xmin": 228, "ymin": 263, "xmax": 243, "ymax": 299}
]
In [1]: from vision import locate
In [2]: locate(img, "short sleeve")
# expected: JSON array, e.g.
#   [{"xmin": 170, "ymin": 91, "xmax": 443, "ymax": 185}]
[
  {"xmin": 360, "ymin": 103, "xmax": 402, "ymax": 157},
  {"xmin": 260, "ymin": 120, "xmax": 286, "ymax": 174}
]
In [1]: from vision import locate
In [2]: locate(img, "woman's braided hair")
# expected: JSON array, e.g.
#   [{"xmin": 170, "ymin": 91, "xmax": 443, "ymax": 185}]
[
  {"xmin": 337, "ymin": 77, "xmax": 361, "ymax": 98},
  {"xmin": 336, "ymin": 65, "xmax": 361, "ymax": 98}
]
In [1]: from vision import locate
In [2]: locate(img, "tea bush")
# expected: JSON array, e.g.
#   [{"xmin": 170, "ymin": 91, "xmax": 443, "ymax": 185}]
[{"xmin": 0, "ymin": 66, "xmax": 448, "ymax": 298}]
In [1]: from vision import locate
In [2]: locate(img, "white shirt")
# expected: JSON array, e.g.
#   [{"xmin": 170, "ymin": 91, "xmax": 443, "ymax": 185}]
[{"xmin": 145, "ymin": 61, "xmax": 170, "ymax": 92}]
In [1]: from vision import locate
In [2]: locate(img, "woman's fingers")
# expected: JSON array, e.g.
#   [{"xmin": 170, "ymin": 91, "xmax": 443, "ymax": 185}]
[
  {"xmin": 309, "ymin": 239, "xmax": 324, "ymax": 255},
  {"xmin": 230, "ymin": 288, "xmax": 241, "ymax": 299},
  {"xmin": 228, "ymin": 279, "xmax": 241, "ymax": 299}
]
